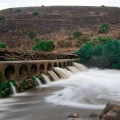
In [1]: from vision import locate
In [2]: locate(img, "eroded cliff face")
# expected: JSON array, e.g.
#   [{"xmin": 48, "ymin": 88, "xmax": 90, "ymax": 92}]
[{"xmin": 0, "ymin": 6, "xmax": 120, "ymax": 50}]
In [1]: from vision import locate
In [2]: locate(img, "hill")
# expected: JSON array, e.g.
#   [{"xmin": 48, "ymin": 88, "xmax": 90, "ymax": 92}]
[{"xmin": 0, "ymin": 6, "xmax": 120, "ymax": 52}]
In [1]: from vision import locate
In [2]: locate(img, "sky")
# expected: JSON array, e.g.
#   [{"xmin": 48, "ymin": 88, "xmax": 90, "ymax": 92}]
[{"xmin": 0, "ymin": 0, "xmax": 120, "ymax": 10}]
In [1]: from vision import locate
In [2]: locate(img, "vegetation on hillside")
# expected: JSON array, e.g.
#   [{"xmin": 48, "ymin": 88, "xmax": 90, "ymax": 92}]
[
  {"xmin": 32, "ymin": 11, "xmax": 39, "ymax": 15},
  {"xmin": 98, "ymin": 22, "xmax": 110, "ymax": 33},
  {"xmin": 76, "ymin": 37, "xmax": 120, "ymax": 69},
  {"xmin": 0, "ymin": 43, "xmax": 7, "ymax": 48},
  {"xmin": 33, "ymin": 40, "xmax": 55, "ymax": 52}
]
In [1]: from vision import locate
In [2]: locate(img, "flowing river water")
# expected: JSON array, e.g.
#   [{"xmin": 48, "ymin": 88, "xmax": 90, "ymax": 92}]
[{"xmin": 0, "ymin": 68, "xmax": 120, "ymax": 120}]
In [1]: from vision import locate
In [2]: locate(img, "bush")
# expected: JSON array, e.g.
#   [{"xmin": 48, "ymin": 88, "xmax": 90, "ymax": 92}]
[
  {"xmin": 73, "ymin": 30, "xmax": 82, "ymax": 38},
  {"xmin": 32, "ymin": 11, "xmax": 39, "ymax": 15},
  {"xmin": 99, "ymin": 22, "xmax": 109, "ymax": 33},
  {"xmin": 0, "ymin": 15, "xmax": 5, "ymax": 20},
  {"xmin": 0, "ymin": 43, "xmax": 7, "ymax": 48},
  {"xmin": 76, "ymin": 43, "xmax": 94, "ymax": 64},
  {"xmin": 76, "ymin": 38, "xmax": 120, "ymax": 69},
  {"xmin": 28, "ymin": 29, "xmax": 37, "ymax": 39},
  {"xmin": 33, "ymin": 40, "xmax": 55, "ymax": 52},
  {"xmin": 0, "ymin": 82, "xmax": 10, "ymax": 97}
]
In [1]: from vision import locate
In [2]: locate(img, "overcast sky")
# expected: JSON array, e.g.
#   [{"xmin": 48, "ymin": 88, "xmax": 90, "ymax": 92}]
[{"xmin": 0, "ymin": 0, "xmax": 120, "ymax": 10}]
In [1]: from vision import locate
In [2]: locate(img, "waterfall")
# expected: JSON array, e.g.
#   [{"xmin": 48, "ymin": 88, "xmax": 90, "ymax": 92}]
[
  {"xmin": 54, "ymin": 67, "xmax": 70, "ymax": 79},
  {"xmin": 73, "ymin": 62, "xmax": 88, "ymax": 71},
  {"xmin": 48, "ymin": 71, "xmax": 59, "ymax": 81},
  {"xmin": 41, "ymin": 74, "xmax": 51, "ymax": 84},
  {"xmin": 67, "ymin": 66, "xmax": 80, "ymax": 73},
  {"xmin": 35, "ymin": 78, "xmax": 42, "ymax": 86},
  {"xmin": 10, "ymin": 82, "xmax": 17, "ymax": 95},
  {"xmin": 63, "ymin": 68, "xmax": 72, "ymax": 76}
]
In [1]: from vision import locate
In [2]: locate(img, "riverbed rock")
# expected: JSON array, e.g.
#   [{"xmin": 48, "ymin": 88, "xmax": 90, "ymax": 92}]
[
  {"xmin": 102, "ymin": 106, "xmax": 120, "ymax": 120},
  {"xmin": 67, "ymin": 113, "xmax": 79, "ymax": 118},
  {"xmin": 99, "ymin": 102, "xmax": 120, "ymax": 120}
]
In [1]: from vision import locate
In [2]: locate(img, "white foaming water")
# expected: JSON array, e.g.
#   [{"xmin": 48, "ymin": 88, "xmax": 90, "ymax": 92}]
[
  {"xmin": 45, "ymin": 68, "xmax": 120, "ymax": 109},
  {"xmin": 10, "ymin": 82, "xmax": 17, "ymax": 95},
  {"xmin": 35, "ymin": 78, "xmax": 42, "ymax": 86},
  {"xmin": 41, "ymin": 74, "xmax": 51, "ymax": 83},
  {"xmin": 54, "ymin": 67, "xmax": 70, "ymax": 79}
]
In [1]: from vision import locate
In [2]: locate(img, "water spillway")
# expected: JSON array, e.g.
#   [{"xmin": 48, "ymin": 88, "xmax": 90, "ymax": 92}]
[
  {"xmin": 73, "ymin": 62, "xmax": 88, "ymax": 71},
  {"xmin": 41, "ymin": 74, "xmax": 51, "ymax": 84},
  {"xmin": 53, "ymin": 67, "xmax": 70, "ymax": 79},
  {"xmin": 10, "ymin": 82, "xmax": 17, "ymax": 95},
  {"xmin": 48, "ymin": 71, "xmax": 59, "ymax": 81},
  {"xmin": 67, "ymin": 66, "xmax": 80, "ymax": 73},
  {"xmin": 34, "ymin": 77, "xmax": 42, "ymax": 86}
]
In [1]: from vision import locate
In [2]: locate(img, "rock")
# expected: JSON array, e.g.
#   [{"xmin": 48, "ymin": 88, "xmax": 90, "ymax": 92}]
[
  {"xmin": 99, "ymin": 102, "xmax": 120, "ymax": 120},
  {"xmin": 67, "ymin": 118, "xmax": 90, "ymax": 120},
  {"xmin": 67, "ymin": 113, "xmax": 79, "ymax": 118},
  {"xmin": 102, "ymin": 106, "xmax": 120, "ymax": 120}
]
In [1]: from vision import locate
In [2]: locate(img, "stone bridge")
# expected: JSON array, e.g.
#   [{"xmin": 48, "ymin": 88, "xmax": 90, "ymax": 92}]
[{"xmin": 0, "ymin": 59, "xmax": 76, "ymax": 82}]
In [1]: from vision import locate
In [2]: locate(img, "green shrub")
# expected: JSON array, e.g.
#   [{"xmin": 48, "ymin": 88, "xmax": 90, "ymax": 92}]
[
  {"xmin": 73, "ymin": 30, "xmax": 82, "ymax": 38},
  {"xmin": 33, "ymin": 40, "xmax": 55, "ymax": 52},
  {"xmin": 0, "ymin": 82, "xmax": 10, "ymax": 97},
  {"xmin": 0, "ymin": 15, "xmax": 5, "ymax": 20},
  {"xmin": 76, "ymin": 43, "xmax": 94, "ymax": 64},
  {"xmin": 99, "ymin": 22, "xmax": 109, "ymax": 33},
  {"xmin": 76, "ymin": 38, "xmax": 120, "ymax": 69},
  {"xmin": 0, "ymin": 43, "xmax": 6, "ymax": 48},
  {"xmin": 28, "ymin": 29, "xmax": 37, "ymax": 39},
  {"xmin": 32, "ymin": 11, "xmax": 39, "ymax": 15}
]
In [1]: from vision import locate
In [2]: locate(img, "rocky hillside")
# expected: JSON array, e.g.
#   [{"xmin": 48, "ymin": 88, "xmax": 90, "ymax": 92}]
[{"xmin": 0, "ymin": 6, "xmax": 120, "ymax": 51}]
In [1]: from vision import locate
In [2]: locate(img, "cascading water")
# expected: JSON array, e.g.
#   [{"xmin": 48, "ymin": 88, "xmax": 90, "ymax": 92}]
[
  {"xmin": 48, "ymin": 71, "xmax": 59, "ymax": 81},
  {"xmin": 41, "ymin": 74, "xmax": 51, "ymax": 83},
  {"xmin": 67, "ymin": 66, "xmax": 80, "ymax": 73},
  {"xmin": 73, "ymin": 62, "xmax": 88, "ymax": 71},
  {"xmin": 10, "ymin": 82, "xmax": 17, "ymax": 95},
  {"xmin": 45, "ymin": 68, "xmax": 120, "ymax": 109},
  {"xmin": 54, "ymin": 67, "xmax": 70, "ymax": 79},
  {"xmin": 35, "ymin": 77, "xmax": 42, "ymax": 86}
]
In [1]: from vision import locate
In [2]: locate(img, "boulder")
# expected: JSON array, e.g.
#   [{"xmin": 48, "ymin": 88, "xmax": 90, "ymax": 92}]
[
  {"xmin": 99, "ymin": 102, "xmax": 120, "ymax": 120},
  {"xmin": 102, "ymin": 106, "xmax": 120, "ymax": 120}
]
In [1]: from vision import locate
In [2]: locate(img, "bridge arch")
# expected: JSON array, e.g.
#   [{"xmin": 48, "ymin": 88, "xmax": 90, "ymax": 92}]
[
  {"xmin": 39, "ymin": 64, "xmax": 45, "ymax": 73},
  {"xmin": 54, "ymin": 63, "xmax": 57, "ymax": 67},
  {"xmin": 63, "ymin": 62, "xmax": 67, "ymax": 68},
  {"xmin": 19, "ymin": 65, "xmax": 28, "ymax": 79},
  {"xmin": 31, "ymin": 64, "xmax": 37, "ymax": 76},
  {"xmin": 47, "ymin": 63, "xmax": 52, "ymax": 70},
  {"xmin": 4, "ymin": 65, "xmax": 15, "ymax": 81}
]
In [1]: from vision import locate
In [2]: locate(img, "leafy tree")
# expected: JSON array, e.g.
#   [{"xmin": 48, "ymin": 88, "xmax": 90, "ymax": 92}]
[{"xmin": 76, "ymin": 43, "xmax": 94, "ymax": 64}]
